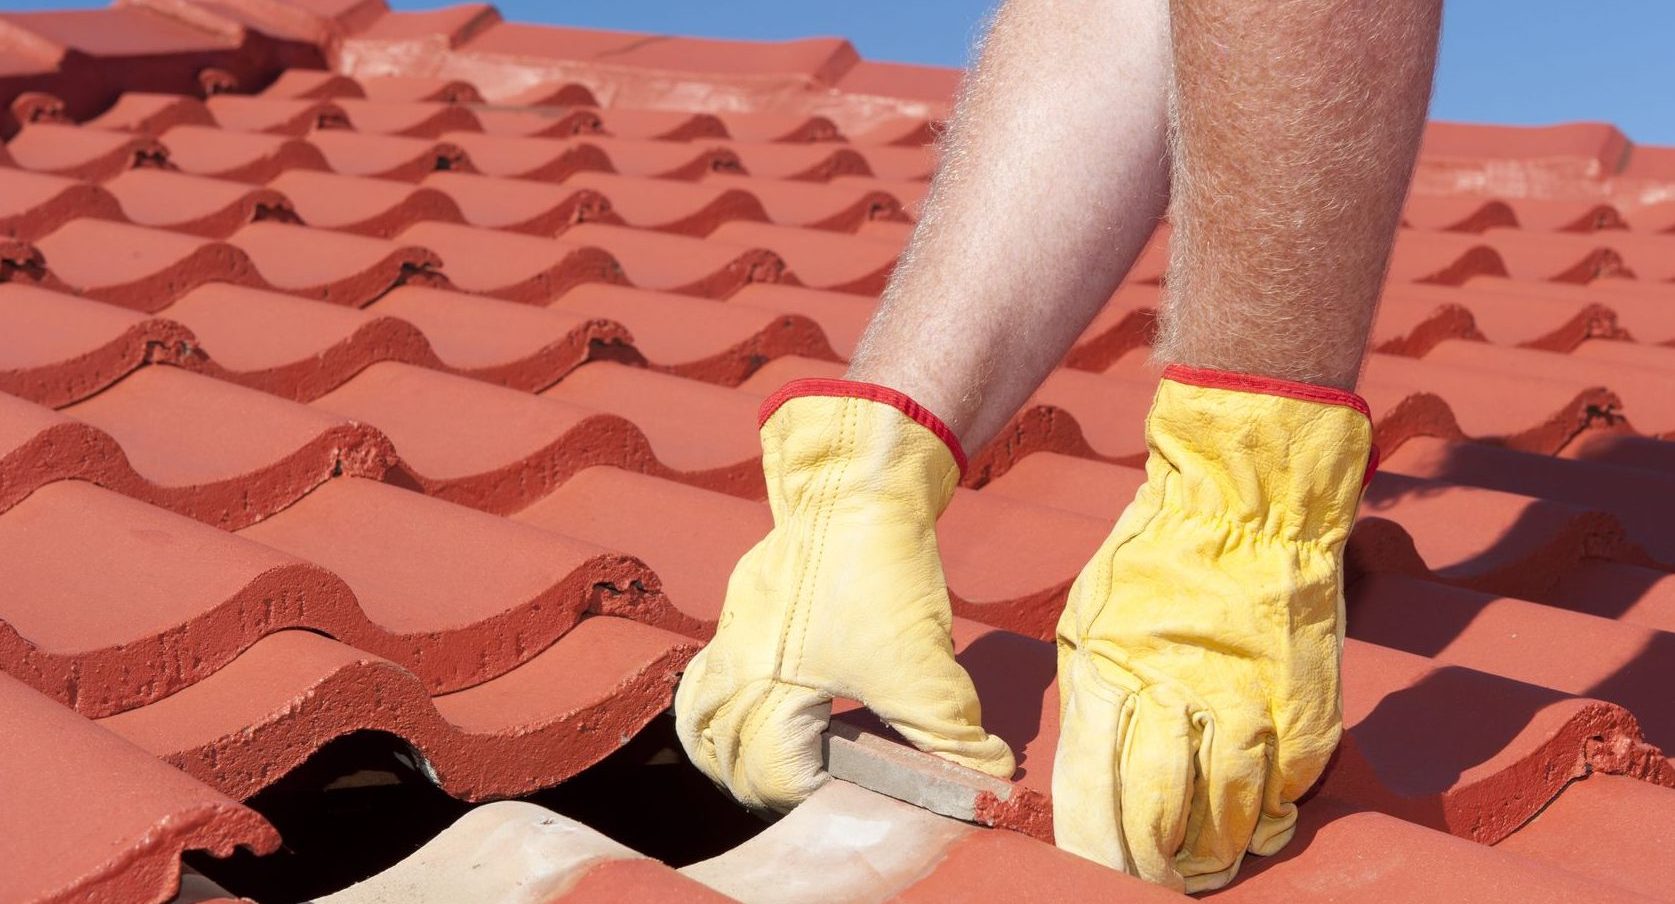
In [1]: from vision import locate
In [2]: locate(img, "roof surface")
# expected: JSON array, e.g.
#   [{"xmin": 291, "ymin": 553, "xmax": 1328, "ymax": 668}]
[{"xmin": 2, "ymin": 1, "xmax": 1675, "ymax": 902}]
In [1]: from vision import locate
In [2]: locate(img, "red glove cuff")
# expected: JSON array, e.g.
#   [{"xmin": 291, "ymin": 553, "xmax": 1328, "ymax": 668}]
[
  {"xmin": 1163, "ymin": 364, "xmax": 1379, "ymax": 486},
  {"xmin": 757, "ymin": 378, "xmax": 969, "ymax": 478}
]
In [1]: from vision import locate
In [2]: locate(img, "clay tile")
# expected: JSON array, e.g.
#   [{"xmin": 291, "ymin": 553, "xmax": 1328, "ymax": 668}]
[
  {"xmin": 436, "ymin": 131, "xmax": 610, "ymax": 180},
  {"xmin": 368, "ymin": 284, "xmax": 629, "ymax": 390},
  {"xmin": 394, "ymin": 220, "xmax": 620, "ymax": 302},
  {"xmin": 1361, "ymin": 349, "xmax": 1622, "ymax": 453},
  {"xmin": 718, "ymin": 112, "xmax": 842, "ymax": 143},
  {"xmin": 359, "ymin": 75, "xmax": 485, "ymax": 104},
  {"xmin": 5, "ymin": 123, "xmax": 169, "ymax": 180},
  {"xmin": 733, "ymin": 353, "xmax": 846, "ymax": 395},
  {"xmin": 469, "ymin": 105, "xmax": 602, "ymax": 138},
  {"xmin": 161, "ymin": 124, "xmax": 331, "ymax": 181},
  {"xmin": 703, "ymin": 172, "xmax": 906, "ymax": 230},
  {"xmin": 513, "ymin": 467, "xmax": 764, "ymax": 633},
  {"xmin": 226, "ymin": 221, "xmax": 444, "ymax": 304},
  {"xmin": 1062, "ymin": 284, "xmax": 1162, "ymax": 370},
  {"xmin": 0, "ymin": 167, "xmax": 124, "ymax": 242},
  {"xmin": 85, "ymin": 92, "xmax": 215, "ymax": 134},
  {"xmin": 1477, "ymin": 227, "xmax": 1640, "ymax": 282},
  {"xmin": 592, "ymin": 108, "xmax": 728, "ymax": 141},
  {"xmin": 0, "ymin": 669, "xmax": 277, "ymax": 904},
  {"xmin": 99, "ymin": 617, "xmax": 697, "ymax": 802},
  {"xmin": 308, "ymin": 130, "xmax": 475, "ymax": 179},
  {"xmin": 851, "ymin": 116, "xmax": 939, "ymax": 146},
  {"xmin": 1627, "ymin": 200, "xmax": 1675, "ymax": 233},
  {"xmin": 1387, "ymin": 230, "xmax": 1509, "ymax": 284},
  {"xmin": 206, "ymin": 95, "xmax": 351, "ymax": 135},
  {"xmin": 553, "ymin": 283, "xmax": 838, "ymax": 384},
  {"xmin": 1349, "ymin": 573, "xmax": 1675, "ymax": 751},
  {"xmin": 0, "ymin": 479, "xmax": 365, "ymax": 714},
  {"xmin": 333, "ymin": 97, "xmax": 483, "ymax": 137},
  {"xmin": 267, "ymin": 169, "xmax": 464, "ymax": 237},
  {"xmin": 59, "ymin": 364, "xmax": 394, "ymax": 526},
  {"xmin": 33, "ymin": 218, "xmax": 259, "ymax": 310},
  {"xmin": 709, "ymin": 220, "xmax": 899, "ymax": 294},
  {"xmin": 0, "ymin": 391, "xmax": 133, "ymax": 514},
  {"xmin": 1427, "ymin": 339, "xmax": 1675, "ymax": 437},
  {"xmin": 0, "ymin": 283, "xmax": 192, "ymax": 406},
  {"xmin": 563, "ymin": 222, "xmax": 786, "ymax": 296},
  {"xmin": 1359, "ymin": 472, "xmax": 1644, "ymax": 598},
  {"xmin": 261, "ymin": 69, "xmax": 367, "ymax": 100},
  {"xmin": 1402, "ymin": 196, "xmax": 1519, "ymax": 232},
  {"xmin": 237, "ymin": 476, "xmax": 657, "ymax": 692},
  {"xmin": 1379, "ymin": 282, "xmax": 1608, "ymax": 353},
  {"xmin": 575, "ymin": 135, "xmax": 740, "ymax": 179},
  {"xmin": 309, "ymin": 361, "xmax": 653, "ymax": 512},
  {"xmin": 834, "ymin": 59, "xmax": 962, "ymax": 103},
  {"xmin": 1511, "ymin": 198, "xmax": 1627, "ymax": 232},
  {"xmin": 492, "ymin": 81, "xmax": 601, "ymax": 107},
  {"xmin": 831, "ymin": 174, "xmax": 930, "ymax": 214},
  {"xmin": 1383, "ymin": 435, "xmax": 1675, "ymax": 567},
  {"xmin": 1495, "ymin": 774, "xmax": 1675, "ymax": 900},
  {"xmin": 728, "ymin": 282, "xmax": 875, "ymax": 359},
  {"xmin": 731, "ymin": 141, "xmax": 872, "ymax": 181},
  {"xmin": 306, "ymin": 801, "xmax": 725, "ymax": 904},
  {"xmin": 1547, "ymin": 560, "xmax": 1675, "ymax": 635},
  {"xmin": 420, "ymin": 170, "xmax": 604, "ymax": 233},
  {"xmin": 852, "ymin": 143, "xmax": 937, "ymax": 180},
  {"xmin": 103, "ymin": 168, "xmax": 296, "ymax": 237},
  {"xmin": 1216, "ymin": 799, "xmax": 1652, "ymax": 902},
  {"xmin": 9, "ymin": 90, "xmax": 66, "ymax": 126},
  {"xmin": 540, "ymin": 361, "xmax": 766, "ymax": 495},
  {"xmin": 162, "ymin": 282, "xmax": 438, "ymax": 400},
  {"xmin": 564, "ymin": 170, "xmax": 768, "ymax": 234}
]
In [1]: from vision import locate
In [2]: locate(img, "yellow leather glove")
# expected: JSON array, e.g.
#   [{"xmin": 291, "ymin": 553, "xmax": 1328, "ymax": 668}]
[
  {"xmin": 1054, "ymin": 364, "xmax": 1375, "ymax": 893},
  {"xmin": 675, "ymin": 379, "xmax": 1016, "ymax": 812}
]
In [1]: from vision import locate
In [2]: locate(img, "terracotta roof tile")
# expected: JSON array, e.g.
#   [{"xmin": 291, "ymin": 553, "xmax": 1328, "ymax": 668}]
[{"xmin": 0, "ymin": 669, "xmax": 277, "ymax": 904}]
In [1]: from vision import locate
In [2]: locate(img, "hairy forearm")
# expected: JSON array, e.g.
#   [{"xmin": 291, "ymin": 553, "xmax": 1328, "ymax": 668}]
[
  {"xmin": 1155, "ymin": 0, "xmax": 1442, "ymax": 389},
  {"xmin": 847, "ymin": 0, "xmax": 1171, "ymax": 452}
]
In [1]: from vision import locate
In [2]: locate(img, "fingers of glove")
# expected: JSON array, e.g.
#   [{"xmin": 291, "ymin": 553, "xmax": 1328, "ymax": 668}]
[
  {"xmin": 1052, "ymin": 651, "xmax": 1198, "ymax": 892},
  {"xmin": 676, "ymin": 668, "xmax": 833, "ymax": 813},
  {"xmin": 1052, "ymin": 657, "xmax": 1135, "ymax": 877},
  {"xmin": 1116, "ymin": 684, "xmax": 1198, "ymax": 893},
  {"xmin": 868, "ymin": 635, "xmax": 1016, "ymax": 780},
  {"xmin": 1174, "ymin": 713, "xmax": 1269, "ymax": 894}
]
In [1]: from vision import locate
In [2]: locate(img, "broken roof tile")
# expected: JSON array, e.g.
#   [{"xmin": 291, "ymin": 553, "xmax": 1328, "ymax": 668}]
[{"xmin": 98, "ymin": 617, "xmax": 697, "ymax": 801}]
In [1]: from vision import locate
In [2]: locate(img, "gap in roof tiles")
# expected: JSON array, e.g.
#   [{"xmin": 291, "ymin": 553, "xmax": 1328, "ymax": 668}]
[{"xmin": 188, "ymin": 719, "xmax": 769, "ymax": 902}]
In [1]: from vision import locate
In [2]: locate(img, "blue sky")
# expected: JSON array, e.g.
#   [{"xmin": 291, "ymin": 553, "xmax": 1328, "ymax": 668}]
[
  {"xmin": 486, "ymin": 0, "xmax": 1675, "ymax": 145},
  {"xmin": 4, "ymin": 0, "xmax": 1670, "ymax": 143}
]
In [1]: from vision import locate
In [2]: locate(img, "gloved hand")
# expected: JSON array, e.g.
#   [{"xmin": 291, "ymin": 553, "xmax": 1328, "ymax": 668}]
[
  {"xmin": 1054, "ymin": 364, "xmax": 1375, "ymax": 893},
  {"xmin": 675, "ymin": 379, "xmax": 1015, "ymax": 812}
]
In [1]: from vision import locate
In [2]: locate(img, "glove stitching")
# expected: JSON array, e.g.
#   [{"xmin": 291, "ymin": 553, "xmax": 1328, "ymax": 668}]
[{"xmin": 783, "ymin": 395, "xmax": 857, "ymax": 688}]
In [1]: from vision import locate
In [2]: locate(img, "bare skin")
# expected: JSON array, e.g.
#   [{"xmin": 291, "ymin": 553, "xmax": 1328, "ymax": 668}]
[
  {"xmin": 849, "ymin": 0, "xmax": 1441, "ymax": 447},
  {"xmin": 847, "ymin": 0, "xmax": 1173, "ymax": 452}
]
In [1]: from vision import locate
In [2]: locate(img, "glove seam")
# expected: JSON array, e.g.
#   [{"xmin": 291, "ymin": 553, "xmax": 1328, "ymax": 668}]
[{"xmin": 757, "ymin": 377, "xmax": 969, "ymax": 479}]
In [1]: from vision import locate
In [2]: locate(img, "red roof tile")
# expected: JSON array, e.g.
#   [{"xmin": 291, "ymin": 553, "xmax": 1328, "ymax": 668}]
[{"xmin": 1, "ymin": 3, "xmax": 1673, "ymax": 901}]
